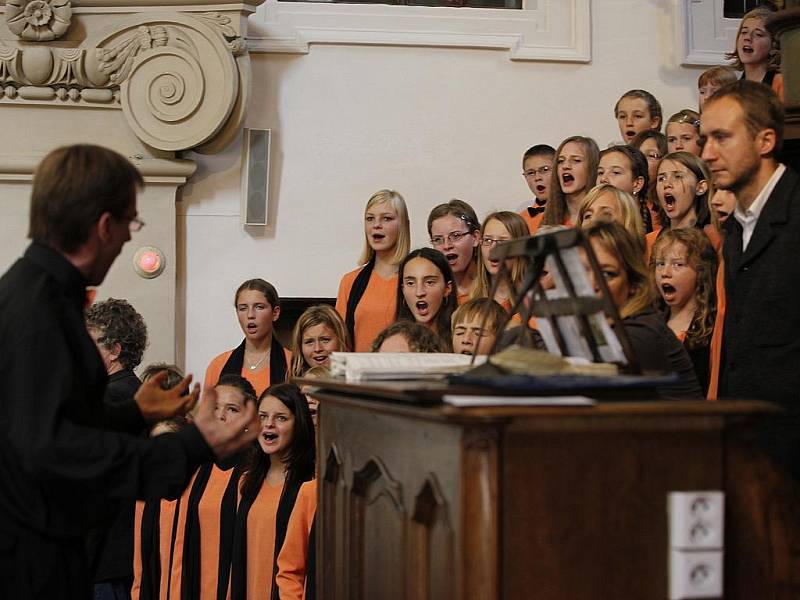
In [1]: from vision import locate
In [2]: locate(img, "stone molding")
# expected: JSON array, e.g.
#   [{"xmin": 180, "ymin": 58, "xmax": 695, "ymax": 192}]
[
  {"xmin": 0, "ymin": 152, "xmax": 197, "ymax": 181},
  {"xmin": 0, "ymin": 3, "xmax": 261, "ymax": 152},
  {"xmin": 6, "ymin": 0, "xmax": 72, "ymax": 41}
]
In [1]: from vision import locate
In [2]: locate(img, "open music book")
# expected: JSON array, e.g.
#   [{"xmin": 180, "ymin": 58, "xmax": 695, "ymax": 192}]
[{"xmin": 330, "ymin": 352, "xmax": 487, "ymax": 382}]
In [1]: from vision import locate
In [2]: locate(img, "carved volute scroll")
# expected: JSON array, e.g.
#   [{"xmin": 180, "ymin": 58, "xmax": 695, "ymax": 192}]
[{"xmin": 83, "ymin": 14, "xmax": 239, "ymax": 151}]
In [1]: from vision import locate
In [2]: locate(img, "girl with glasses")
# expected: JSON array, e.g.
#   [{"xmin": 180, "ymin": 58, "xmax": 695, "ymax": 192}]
[
  {"xmin": 468, "ymin": 211, "xmax": 528, "ymax": 312},
  {"xmin": 427, "ymin": 199, "xmax": 481, "ymax": 305}
]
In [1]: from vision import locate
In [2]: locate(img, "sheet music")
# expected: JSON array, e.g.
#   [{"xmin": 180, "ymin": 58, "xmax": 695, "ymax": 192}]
[{"xmin": 330, "ymin": 352, "xmax": 487, "ymax": 382}]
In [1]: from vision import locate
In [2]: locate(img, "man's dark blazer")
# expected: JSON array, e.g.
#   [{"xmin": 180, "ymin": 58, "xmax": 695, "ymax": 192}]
[{"xmin": 720, "ymin": 166, "xmax": 800, "ymax": 478}]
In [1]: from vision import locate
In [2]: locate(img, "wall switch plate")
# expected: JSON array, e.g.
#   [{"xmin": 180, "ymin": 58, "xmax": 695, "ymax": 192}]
[
  {"xmin": 668, "ymin": 491, "xmax": 724, "ymax": 550},
  {"xmin": 669, "ymin": 549, "xmax": 723, "ymax": 599}
]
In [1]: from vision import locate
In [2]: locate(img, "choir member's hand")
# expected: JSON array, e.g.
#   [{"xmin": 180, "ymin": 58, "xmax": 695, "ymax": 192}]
[
  {"xmin": 134, "ymin": 371, "xmax": 200, "ymax": 422},
  {"xmin": 193, "ymin": 385, "xmax": 260, "ymax": 459}
]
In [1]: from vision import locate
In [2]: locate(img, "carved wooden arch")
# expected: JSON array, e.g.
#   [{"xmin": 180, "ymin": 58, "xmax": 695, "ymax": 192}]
[
  {"xmin": 323, "ymin": 442, "xmax": 343, "ymax": 484},
  {"xmin": 410, "ymin": 474, "xmax": 455, "ymax": 600},
  {"xmin": 349, "ymin": 457, "xmax": 406, "ymax": 600}
]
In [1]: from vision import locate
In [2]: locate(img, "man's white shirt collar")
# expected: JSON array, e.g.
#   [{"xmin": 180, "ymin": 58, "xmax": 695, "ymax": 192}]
[{"xmin": 733, "ymin": 163, "xmax": 786, "ymax": 251}]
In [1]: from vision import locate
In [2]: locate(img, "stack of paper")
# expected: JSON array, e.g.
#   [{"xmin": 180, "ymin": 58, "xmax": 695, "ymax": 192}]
[{"xmin": 329, "ymin": 352, "xmax": 486, "ymax": 382}]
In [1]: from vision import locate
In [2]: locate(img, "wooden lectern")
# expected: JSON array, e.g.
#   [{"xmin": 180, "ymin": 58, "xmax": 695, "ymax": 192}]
[{"xmin": 312, "ymin": 382, "xmax": 800, "ymax": 599}]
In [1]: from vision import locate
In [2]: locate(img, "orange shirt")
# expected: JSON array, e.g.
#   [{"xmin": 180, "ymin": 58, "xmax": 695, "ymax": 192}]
[
  {"xmin": 204, "ymin": 346, "xmax": 292, "ymax": 398},
  {"xmin": 167, "ymin": 465, "xmax": 239, "ymax": 600},
  {"xmin": 335, "ymin": 267, "xmax": 397, "ymax": 352},
  {"xmin": 131, "ymin": 498, "xmax": 180, "ymax": 600},
  {"xmin": 244, "ymin": 481, "xmax": 285, "ymax": 600},
  {"xmin": 275, "ymin": 480, "xmax": 317, "ymax": 600}
]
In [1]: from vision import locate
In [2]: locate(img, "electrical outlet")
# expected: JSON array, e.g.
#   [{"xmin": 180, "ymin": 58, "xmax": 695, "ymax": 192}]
[
  {"xmin": 669, "ymin": 549, "xmax": 723, "ymax": 599},
  {"xmin": 668, "ymin": 491, "xmax": 724, "ymax": 550}
]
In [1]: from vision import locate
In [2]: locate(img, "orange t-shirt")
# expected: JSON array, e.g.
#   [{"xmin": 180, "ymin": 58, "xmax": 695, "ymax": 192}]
[
  {"xmin": 204, "ymin": 345, "xmax": 292, "ymax": 398},
  {"xmin": 275, "ymin": 480, "xmax": 317, "ymax": 600},
  {"xmin": 131, "ymin": 498, "xmax": 180, "ymax": 600},
  {"xmin": 167, "ymin": 465, "xmax": 239, "ymax": 600},
  {"xmin": 335, "ymin": 267, "xmax": 397, "ymax": 352},
  {"xmin": 244, "ymin": 480, "xmax": 285, "ymax": 600}
]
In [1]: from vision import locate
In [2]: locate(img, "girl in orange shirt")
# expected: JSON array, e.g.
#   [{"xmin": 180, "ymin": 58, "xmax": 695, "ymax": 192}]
[
  {"xmin": 427, "ymin": 199, "xmax": 481, "ymax": 305},
  {"xmin": 335, "ymin": 190, "xmax": 411, "ymax": 352},
  {"xmin": 168, "ymin": 375, "xmax": 258, "ymax": 600},
  {"xmin": 651, "ymin": 228, "xmax": 718, "ymax": 396},
  {"xmin": 645, "ymin": 152, "xmax": 717, "ymax": 259},
  {"xmin": 230, "ymin": 383, "xmax": 315, "ymax": 600},
  {"xmin": 289, "ymin": 305, "xmax": 349, "ymax": 378},
  {"xmin": 542, "ymin": 136, "xmax": 600, "ymax": 227},
  {"xmin": 725, "ymin": 7, "xmax": 784, "ymax": 101},
  {"xmin": 468, "ymin": 211, "xmax": 528, "ymax": 312},
  {"xmin": 396, "ymin": 247, "xmax": 457, "ymax": 351},
  {"xmin": 204, "ymin": 279, "xmax": 291, "ymax": 398}
]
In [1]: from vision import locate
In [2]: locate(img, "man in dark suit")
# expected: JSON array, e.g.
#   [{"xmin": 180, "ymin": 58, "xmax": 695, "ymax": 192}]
[{"xmin": 701, "ymin": 80, "xmax": 800, "ymax": 476}]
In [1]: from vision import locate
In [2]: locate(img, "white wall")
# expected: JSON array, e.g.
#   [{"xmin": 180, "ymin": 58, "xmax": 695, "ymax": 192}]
[{"xmin": 179, "ymin": 0, "xmax": 707, "ymax": 379}]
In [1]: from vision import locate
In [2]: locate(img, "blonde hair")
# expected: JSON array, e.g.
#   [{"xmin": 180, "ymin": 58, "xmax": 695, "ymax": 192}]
[
  {"xmin": 650, "ymin": 228, "xmax": 717, "ymax": 349},
  {"xmin": 578, "ymin": 184, "xmax": 645, "ymax": 242},
  {"xmin": 290, "ymin": 304, "xmax": 350, "ymax": 377},
  {"xmin": 725, "ymin": 7, "xmax": 781, "ymax": 72},
  {"xmin": 357, "ymin": 189, "xmax": 411, "ymax": 265},
  {"xmin": 543, "ymin": 136, "xmax": 601, "ymax": 226},
  {"xmin": 451, "ymin": 298, "xmax": 507, "ymax": 336},
  {"xmin": 667, "ymin": 109, "xmax": 701, "ymax": 130},
  {"xmin": 584, "ymin": 221, "xmax": 655, "ymax": 319},
  {"xmin": 469, "ymin": 211, "xmax": 528, "ymax": 302}
]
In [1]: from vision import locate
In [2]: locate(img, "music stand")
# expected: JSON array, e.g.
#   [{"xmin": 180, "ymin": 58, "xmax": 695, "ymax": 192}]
[{"xmin": 483, "ymin": 227, "xmax": 641, "ymax": 374}]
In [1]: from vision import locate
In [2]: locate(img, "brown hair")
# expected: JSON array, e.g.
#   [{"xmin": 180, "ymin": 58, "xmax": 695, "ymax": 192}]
[
  {"xmin": 290, "ymin": 305, "xmax": 350, "ymax": 377},
  {"xmin": 656, "ymin": 152, "xmax": 714, "ymax": 229},
  {"xmin": 725, "ymin": 7, "xmax": 781, "ymax": 71},
  {"xmin": 29, "ymin": 144, "xmax": 143, "ymax": 253},
  {"xmin": 650, "ymin": 228, "xmax": 717, "ymax": 349},
  {"xmin": 85, "ymin": 298, "xmax": 148, "ymax": 371},
  {"xmin": 584, "ymin": 221, "xmax": 655, "ymax": 319},
  {"xmin": 370, "ymin": 321, "xmax": 445, "ymax": 353},
  {"xmin": 426, "ymin": 198, "xmax": 480, "ymax": 236},
  {"xmin": 543, "ymin": 136, "xmax": 601, "ymax": 227},
  {"xmin": 704, "ymin": 80, "xmax": 785, "ymax": 155},
  {"xmin": 697, "ymin": 65, "xmax": 738, "ymax": 89},
  {"xmin": 234, "ymin": 279, "xmax": 280, "ymax": 309},
  {"xmin": 613, "ymin": 90, "xmax": 663, "ymax": 131}
]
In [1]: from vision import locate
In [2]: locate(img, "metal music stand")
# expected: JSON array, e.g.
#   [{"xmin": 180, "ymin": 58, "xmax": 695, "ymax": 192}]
[{"xmin": 483, "ymin": 227, "xmax": 641, "ymax": 374}]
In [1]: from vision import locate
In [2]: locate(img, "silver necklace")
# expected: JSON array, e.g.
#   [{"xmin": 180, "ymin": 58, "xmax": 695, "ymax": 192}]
[{"xmin": 247, "ymin": 350, "xmax": 269, "ymax": 371}]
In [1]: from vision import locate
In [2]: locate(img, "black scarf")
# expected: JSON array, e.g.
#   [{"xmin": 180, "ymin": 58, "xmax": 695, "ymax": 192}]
[
  {"xmin": 221, "ymin": 336, "xmax": 288, "ymax": 385},
  {"xmin": 345, "ymin": 256, "xmax": 376, "ymax": 346},
  {"xmin": 230, "ymin": 475, "xmax": 304, "ymax": 600},
  {"xmin": 137, "ymin": 499, "xmax": 161, "ymax": 600},
  {"xmin": 180, "ymin": 457, "xmax": 245, "ymax": 600}
]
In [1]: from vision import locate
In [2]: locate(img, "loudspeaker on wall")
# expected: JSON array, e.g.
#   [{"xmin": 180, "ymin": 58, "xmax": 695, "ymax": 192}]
[{"xmin": 241, "ymin": 128, "xmax": 271, "ymax": 225}]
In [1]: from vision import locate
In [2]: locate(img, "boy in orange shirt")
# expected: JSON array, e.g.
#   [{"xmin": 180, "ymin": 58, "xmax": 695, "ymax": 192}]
[{"xmin": 519, "ymin": 144, "xmax": 555, "ymax": 235}]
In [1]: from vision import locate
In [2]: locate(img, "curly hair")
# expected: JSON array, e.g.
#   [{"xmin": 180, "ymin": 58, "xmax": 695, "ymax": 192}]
[
  {"xmin": 85, "ymin": 298, "xmax": 148, "ymax": 370},
  {"xmin": 650, "ymin": 228, "xmax": 718, "ymax": 350}
]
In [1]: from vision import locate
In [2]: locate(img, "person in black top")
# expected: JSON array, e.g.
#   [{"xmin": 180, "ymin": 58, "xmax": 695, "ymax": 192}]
[
  {"xmin": 85, "ymin": 298, "xmax": 149, "ymax": 600},
  {"xmin": 583, "ymin": 221, "xmax": 702, "ymax": 399},
  {"xmin": 0, "ymin": 144, "xmax": 259, "ymax": 600}
]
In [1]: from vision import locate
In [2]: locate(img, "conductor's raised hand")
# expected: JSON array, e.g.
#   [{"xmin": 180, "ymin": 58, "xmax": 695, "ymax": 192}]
[
  {"xmin": 135, "ymin": 371, "xmax": 200, "ymax": 422},
  {"xmin": 194, "ymin": 385, "xmax": 260, "ymax": 459}
]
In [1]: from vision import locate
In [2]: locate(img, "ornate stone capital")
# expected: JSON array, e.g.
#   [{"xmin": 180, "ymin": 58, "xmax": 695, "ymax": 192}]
[{"xmin": 0, "ymin": 3, "xmax": 260, "ymax": 153}]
